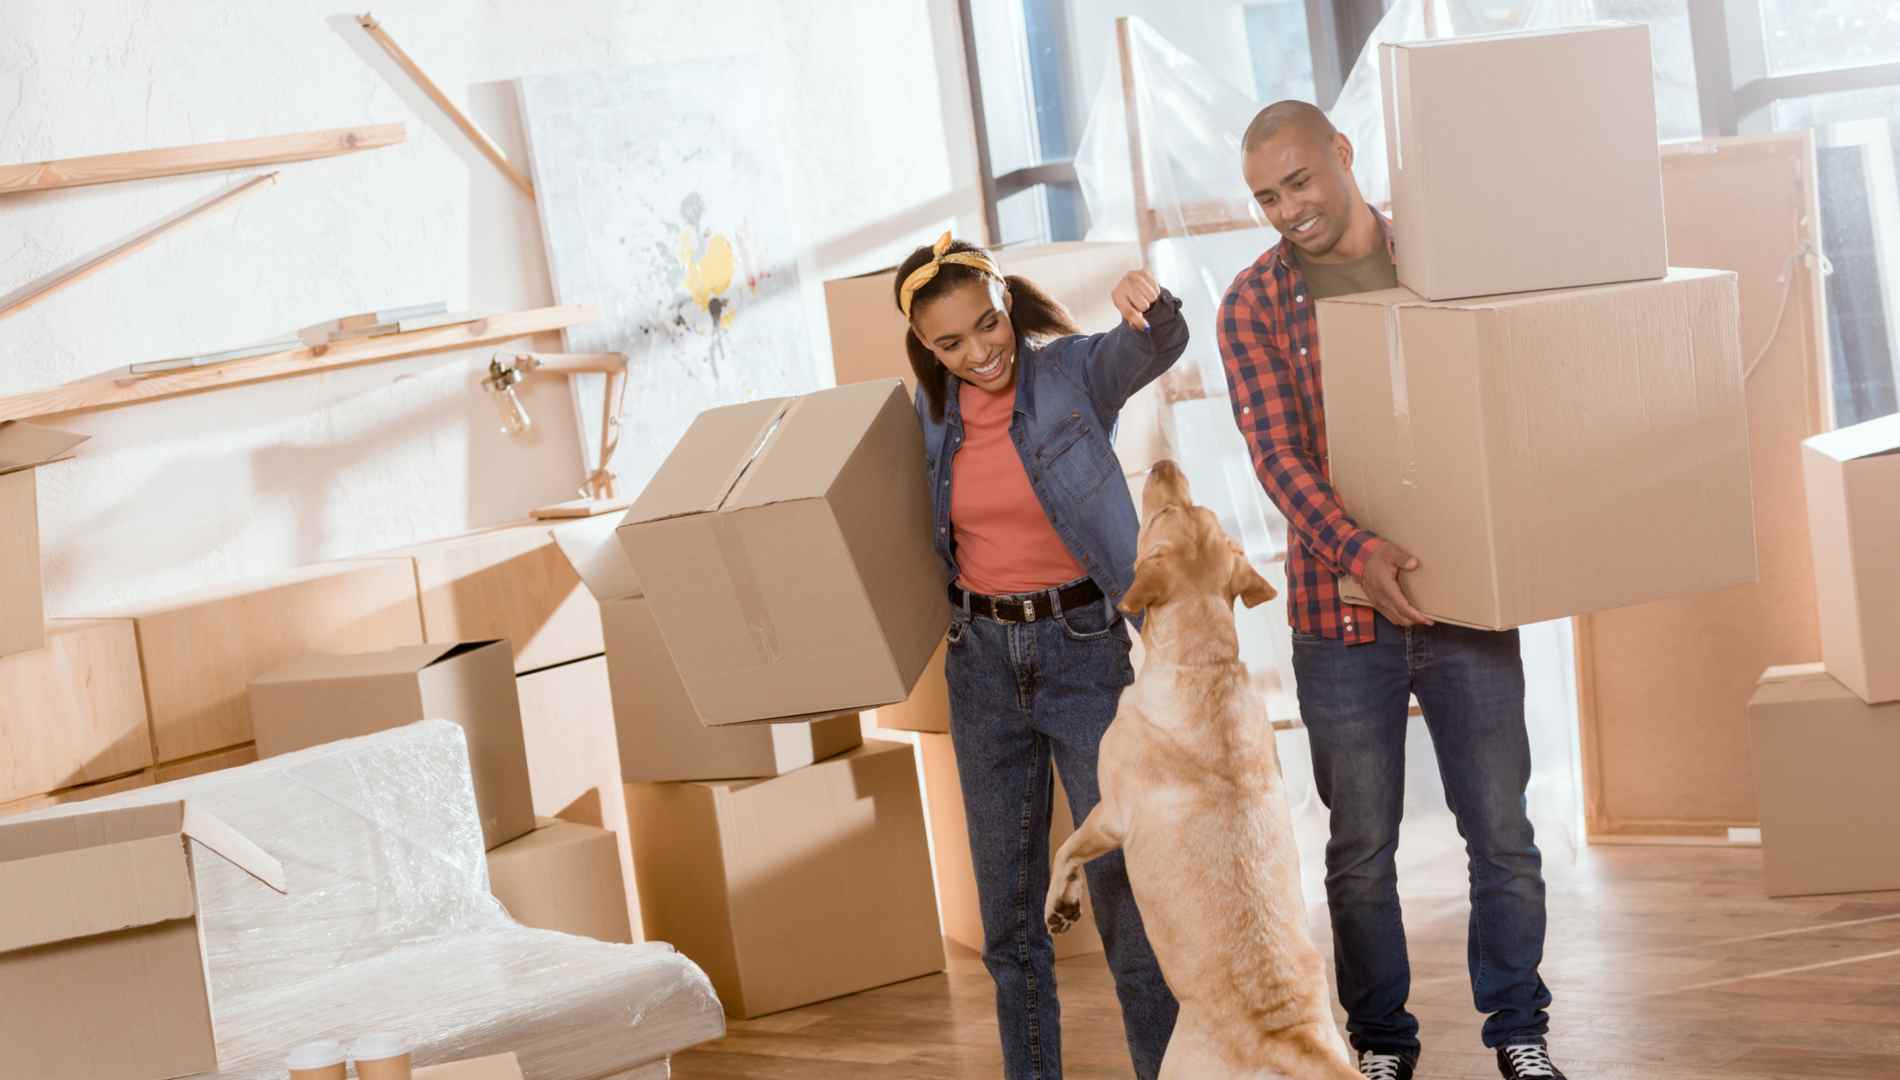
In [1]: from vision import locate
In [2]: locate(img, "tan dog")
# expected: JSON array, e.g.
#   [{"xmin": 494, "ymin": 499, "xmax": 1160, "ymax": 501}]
[{"xmin": 1045, "ymin": 460, "xmax": 1357, "ymax": 1078}]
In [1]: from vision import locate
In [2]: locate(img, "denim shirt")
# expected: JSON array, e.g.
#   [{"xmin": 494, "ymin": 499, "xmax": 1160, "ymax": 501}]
[{"xmin": 916, "ymin": 288, "xmax": 1188, "ymax": 613}]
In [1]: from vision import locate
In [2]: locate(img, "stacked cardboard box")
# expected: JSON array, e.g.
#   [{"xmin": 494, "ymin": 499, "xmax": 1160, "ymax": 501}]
[
  {"xmin": 1321, "ymin": 23, "xmax": 1757, "ymax": 630},
  {"xmin": 1747, "ymin": 413, "xmax": 1900, "ymax": 896},
  {"xmin": 487, "ymin": 816, "xmax": 633, "ymax": 943},
  {"xmin": 0, "ymin": 619, "xmax": 151, "ymax": 805}
]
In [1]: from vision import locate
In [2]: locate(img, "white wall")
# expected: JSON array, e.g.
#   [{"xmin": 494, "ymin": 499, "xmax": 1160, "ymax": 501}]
[{"xmin": 1, "ymin": 0, "xmax": 981, "ymax": 614}]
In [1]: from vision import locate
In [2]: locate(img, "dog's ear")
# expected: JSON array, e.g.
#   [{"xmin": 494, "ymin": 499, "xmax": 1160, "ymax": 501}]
[
  {"xmin": 1226, "ymin": 540, "xmax": 1277, "ymax": 609},
  {"xmin": 1119, "ymin": 543, "xmax": 1175, "ymax": 614}
]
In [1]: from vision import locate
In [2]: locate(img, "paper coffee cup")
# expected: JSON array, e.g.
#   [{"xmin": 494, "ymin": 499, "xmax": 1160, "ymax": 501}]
[
  {"xmin": 286, "ymin": 1039, "xmax": 347, "ymax": 1080},
  {"xmin": 350, "ymin": 1033, "xmax": 413, "ymax": 1080}
]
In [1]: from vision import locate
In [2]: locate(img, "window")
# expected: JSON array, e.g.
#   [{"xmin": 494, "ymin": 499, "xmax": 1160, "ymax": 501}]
[{"xmin": 1760, "ymin": 0, "xmax": 1900, "ymax": 76}]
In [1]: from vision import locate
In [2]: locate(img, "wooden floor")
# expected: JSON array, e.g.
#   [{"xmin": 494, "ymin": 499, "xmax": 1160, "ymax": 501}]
[{"xmin": 672, "ymin": 845, "xmax": 1900, "ymax": 1078}]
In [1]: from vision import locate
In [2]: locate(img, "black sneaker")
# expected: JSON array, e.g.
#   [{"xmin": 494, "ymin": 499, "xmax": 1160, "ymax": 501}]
[
  {"xmin": 1497, "ymin": 1042, "xmax": 1567, "ymax": 1079},
  {"xmin": 1357, "ymin": 1049, "xmax": 1416, "ymax": 1080}
]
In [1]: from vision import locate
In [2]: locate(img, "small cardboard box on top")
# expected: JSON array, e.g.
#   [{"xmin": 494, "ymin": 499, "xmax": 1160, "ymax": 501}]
[
  {"xmin": 248, "ymin": 640, "xmax": 535, "ymax": 850},
  {"xmin": 552, "ymin": 517, "xmax": 863, "ymax": 781},
  {"xmin": 0, "ymin": 800, "xmax": 287, "ymax": 1080},
  {"xmin": 0, "ymin": 420, "xmax": 87, "ymax": 659},
  {"xmin": 615, "ymin": 379, "xmax": 948, "ymax": 727},
  {"xmin": 487, "ymin": 816, "xmax": 633, "ymax": 944},
  {"xmin": 1326, "ymin": 268, "xmax": 1758, "ymax": 630},
  {"xmin": 1801, "ymin": 413, "xmax": 1900, "ymax": 704}
]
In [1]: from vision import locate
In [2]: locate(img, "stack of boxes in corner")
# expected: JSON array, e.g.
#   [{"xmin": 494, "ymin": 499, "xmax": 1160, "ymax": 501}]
[
  {"xmin": 558, "ymin": 377, "xmax": 949, "ymax": 1019},
  {"xmin": 1325, "ymin": 23, "xmax": 1758, "ymax": 629},
  {"xmin": 1748, "ymin": 413, "xmax": 1900, "ymax": 897},
  {"xmin": 824, "ymin": 246, "xmax": 1139, "ymax": 960}
]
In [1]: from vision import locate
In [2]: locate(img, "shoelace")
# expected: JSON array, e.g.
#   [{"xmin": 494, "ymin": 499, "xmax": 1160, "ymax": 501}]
[
  {"xmin": 1503, "ymin": 1044, "xmax": 1557, "ymax": 1077},
  {"xmin": 1359, "ymin": 1051, "xmax": 1404, "ymax": 1080}
]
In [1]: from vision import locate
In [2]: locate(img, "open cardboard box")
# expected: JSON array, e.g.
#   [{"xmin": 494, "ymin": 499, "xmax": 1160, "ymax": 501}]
[{"xmin": 0, "ymin": 800, "xmax": 287, "ymax": 1079}]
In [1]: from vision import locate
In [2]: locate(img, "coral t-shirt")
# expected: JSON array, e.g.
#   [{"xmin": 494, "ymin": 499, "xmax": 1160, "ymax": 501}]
[{"xmin": 950, "ymin": 377, "xmax": 1087, "ymax": 596}]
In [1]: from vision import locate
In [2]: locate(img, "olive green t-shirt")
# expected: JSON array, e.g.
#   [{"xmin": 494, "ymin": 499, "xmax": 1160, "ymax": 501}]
[{"xmin": 1294, "ymin": 243, "xmax": 1399, "ymax": 299}]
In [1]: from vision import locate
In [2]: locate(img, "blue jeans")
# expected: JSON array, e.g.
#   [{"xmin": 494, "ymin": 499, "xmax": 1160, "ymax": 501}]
[
  {"xmin": 1292, "ymin": 613, "xmax": 1551, "ymax": 1055},
  {"xmin": 944, "ymin": 585, "xmax": 1178, "ymax": 1080}
]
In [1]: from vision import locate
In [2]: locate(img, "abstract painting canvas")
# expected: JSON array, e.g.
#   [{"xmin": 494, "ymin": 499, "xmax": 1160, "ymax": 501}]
[{"xmin": 519, "ymin": 58, "xmax": 813, "ymax": 497}]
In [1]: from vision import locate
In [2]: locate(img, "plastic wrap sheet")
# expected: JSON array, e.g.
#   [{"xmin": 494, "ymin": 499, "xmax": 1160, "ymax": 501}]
[{"xmin": 11, "ymin": 720, "xmax": 724, "ymax": 1079}]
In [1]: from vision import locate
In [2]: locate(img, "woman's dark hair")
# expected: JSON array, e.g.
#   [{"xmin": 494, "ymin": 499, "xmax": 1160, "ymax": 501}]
[{"xmin": 894, "ymin": 238, "xmax": 1080, "ymax": 422}]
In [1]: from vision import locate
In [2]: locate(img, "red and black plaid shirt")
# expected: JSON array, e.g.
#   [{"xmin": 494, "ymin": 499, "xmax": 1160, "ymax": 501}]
[{"xmin": 1216, "ymin": 218, "xmax": 1394, "ymax": 646}]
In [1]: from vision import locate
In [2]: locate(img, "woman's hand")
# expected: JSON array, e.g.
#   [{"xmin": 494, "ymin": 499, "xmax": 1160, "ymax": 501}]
[{"xmin": 1111, "ymin": 269, "xmax": 1163, "ymax": 331}]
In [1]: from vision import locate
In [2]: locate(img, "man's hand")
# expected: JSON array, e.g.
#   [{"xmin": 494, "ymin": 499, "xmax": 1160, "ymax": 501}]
[
  {"xmin": 1353, "ymin": 539, "xmax": 1433, "ymax": 628},
  {"xmin": 1111, "ymin": 269, "xmax": 1162, "ymax": 330}
]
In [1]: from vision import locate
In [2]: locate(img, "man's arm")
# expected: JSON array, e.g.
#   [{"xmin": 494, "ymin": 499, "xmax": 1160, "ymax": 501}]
[{"xmin": 1217, "ymin": 283, "xmax": 1378, "ymax": 579}]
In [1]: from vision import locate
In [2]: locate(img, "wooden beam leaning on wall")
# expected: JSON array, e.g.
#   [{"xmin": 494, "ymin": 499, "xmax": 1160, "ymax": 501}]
[{"xmin": 0, "ymin": 124, "xmax": 404, "ymax": 195}]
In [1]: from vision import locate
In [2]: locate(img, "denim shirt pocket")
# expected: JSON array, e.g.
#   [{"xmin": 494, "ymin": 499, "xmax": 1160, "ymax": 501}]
[{"xmin": 1035, "ymin": 410, "xmax": 1116, "ymax": 504}]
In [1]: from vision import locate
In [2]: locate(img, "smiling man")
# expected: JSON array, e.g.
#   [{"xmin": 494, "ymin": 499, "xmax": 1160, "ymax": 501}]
[{"xmin": 1214, "ymin": 101, "xmax": 1565, "ymax": 1080}]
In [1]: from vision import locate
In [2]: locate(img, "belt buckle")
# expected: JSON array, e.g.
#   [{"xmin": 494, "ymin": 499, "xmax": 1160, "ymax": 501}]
[{"xmin": 1023, "ymin": 597, "xmax": 1037, "ymax": 623}]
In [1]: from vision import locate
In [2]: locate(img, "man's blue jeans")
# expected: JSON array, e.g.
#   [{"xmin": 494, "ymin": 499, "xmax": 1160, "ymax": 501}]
[{"xmin": 1292, "ymin": 612, "xmax": 1552, "ymax": 1055}]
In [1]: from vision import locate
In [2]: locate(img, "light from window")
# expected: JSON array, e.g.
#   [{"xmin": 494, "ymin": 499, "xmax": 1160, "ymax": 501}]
[{"xmin": 1760, "ymin": 0, "xmax": 1900, "ymax": 77}]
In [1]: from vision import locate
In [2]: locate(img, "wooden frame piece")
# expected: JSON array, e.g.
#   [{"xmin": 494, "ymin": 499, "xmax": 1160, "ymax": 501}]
[
  {"xmin": 356, "ymin": 14, "xmax": 535, "ymax": 197},
  {"xmin": 0, "ymin": 173, "xmax": 277, "ymax": 320},
  {"xmin": 0, "ymin": 124, "xmax": 404, "ymax": 196},
  {"xmin": 502, "ymin": 351, "xmax": 630, "ymax": 508},
  {"xmin": 0, "ymin": 305, "xmax": 598, "ymax": 423}
]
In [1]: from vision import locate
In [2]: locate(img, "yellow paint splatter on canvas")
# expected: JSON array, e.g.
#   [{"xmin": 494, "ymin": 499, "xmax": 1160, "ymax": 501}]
[{"xmin": 679, "ymin": 227, "xmax": 736, "ymax": 314}]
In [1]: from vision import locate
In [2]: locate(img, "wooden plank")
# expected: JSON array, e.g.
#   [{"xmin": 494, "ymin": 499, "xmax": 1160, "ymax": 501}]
[
  {"xmin": 0, "ymin": 173, "xmax": 277, "ymax": 319},
  {"xmin": 0, "ymin": 304, "xmax": 599, "ymax": 423},
  {"xmin": 1577, "ymin": 133, "xmax": 1830, "ymax": 836},
  {"xmin": 0, "ymin": 124, "xmax": 405, "ymax": 195},
  {"xmin": 357, "ymin": 14, "xmax": 535, "ymax": 197}
]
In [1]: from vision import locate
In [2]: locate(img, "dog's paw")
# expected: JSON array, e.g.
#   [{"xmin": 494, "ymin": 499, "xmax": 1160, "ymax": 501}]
[{"xmin": 1045, "ymin": 897, "xmax": 1082, "ymax": 936}]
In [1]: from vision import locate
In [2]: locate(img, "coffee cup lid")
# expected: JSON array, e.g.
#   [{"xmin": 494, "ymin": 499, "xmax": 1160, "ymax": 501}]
[
  {"xmin": 286, "ymin": 1040, "xmax": 346, "ymax": 1068},
  {"xmin": 350, "ymin": 1033, "xmax": 411, "ymax": 1061}
]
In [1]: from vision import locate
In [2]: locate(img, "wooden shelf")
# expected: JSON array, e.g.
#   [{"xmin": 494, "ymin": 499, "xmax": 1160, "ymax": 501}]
[
  {"xmin": 0, "ymin": 305, "xmax": 600, "ymax": 422},
  {"xmin": 0, "ymin": 124, "xmax": 406, "ymax": 195}
]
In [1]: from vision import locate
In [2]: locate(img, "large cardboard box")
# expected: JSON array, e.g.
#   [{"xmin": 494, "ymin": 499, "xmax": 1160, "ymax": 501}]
[
  {"xmin": 625, "ymin": 740, "xmax": 944, "ymax": 1018},
  {"xmin": 152, "ymin": 744, "xmax": 259, "ymax": 784},
  {"xmin": 552, "ymin": 518, "xmax": 865, "ymax": 779},
  {"xmin": 1801, "ymin": 413, "xmax": 1900, "ymax": 704},
  {"xmin": 918, "ymin": 733, "xmax": 1103, "ymax": 958},
  {"xmin": 0, "ymin": 801, "xmax": 287, "ymax": 1079},
  {"xmin": 821, "ymin": 241, "xmax": 1163, "ymax": 473},
  {"xmin": 416, "ymin": 1054, "xmax": 524, "ymax": 1080},
  {"xmin": 1381, "ymin": 24, "xmax": 1666, "ymax": 301},
  {"xmin": 249, "ymin": 641, "xmax": 534, "ymax": 849},
  {"xmin": 99, "ymin": 560, "xmax": 425, "ymax": 762},
  {"xmin": 1748, "ymin": 663, "xmax": 1900, "ymax": 896},
  {"xmin": 0, "ymin": 618, "xmax": 150, "ymax": 802},
  {"xmin": 487, "ymin": 817, "xmax": 633, "ymax": 943},
  {"xmin": 871, "ymin": 640, "xmax": 950, "ymax": 734},
  {"xmin": 0, "ymin": 769, "xmax": 153, "ymax": 820},
  {"xmin": 1324, "ymin": 269, "xmax": 1756, "ymax": 629},
  {"xmin": 366, "ymin": 522, "xmax": 604, "ymax": 675},
  {"xmin": 0, "ymin": 421, "xmax": 87, "ymax": 658},
  {"xmin": 616, "ymin": 380, "xmax": 947, "ymax": 727}
]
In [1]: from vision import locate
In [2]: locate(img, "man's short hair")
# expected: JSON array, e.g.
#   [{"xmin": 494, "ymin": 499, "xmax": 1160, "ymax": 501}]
[{"xmin": 1242, "ymin": 100, "xmax": 1338, "ymax": 153}]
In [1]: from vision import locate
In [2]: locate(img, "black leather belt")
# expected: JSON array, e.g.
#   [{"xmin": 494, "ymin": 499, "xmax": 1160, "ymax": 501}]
[{"xmin": 951, "ymin": 578, "xmax": 1104, "ymax": 624}]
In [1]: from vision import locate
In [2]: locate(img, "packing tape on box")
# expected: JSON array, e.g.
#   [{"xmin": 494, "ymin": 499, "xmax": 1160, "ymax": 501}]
[
  {"xmin": 707, "ymin": 397, "xmax": 801, "ymax": 666},
  {"xmin": 1384, "ymin": 307, "xmax": 1418, "ymax": 488}
]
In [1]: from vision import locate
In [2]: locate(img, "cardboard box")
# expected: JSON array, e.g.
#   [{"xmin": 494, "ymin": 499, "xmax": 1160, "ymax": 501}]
[
  {"xmin": 618, "ymin": 379, "xmax": 948, "ymax": 726},
  {"xmin": 415, "ymin": 1054, "xmax": 524, "ymax": 1080},
  {"xmin": 0, "ymin": 768, "xmax": 153, "ymax": 820},
  {"xmin": 487, "ymin": 816, "xmax": 634, "ymax": 943},
  {"xmin": 1324, "ymin": 269, "xmax": 1757, "ymax": 629},
  {"xmin": 0, "ymin": 618, "xmax": 150, "ymax": 802},
  {"xmin": 552, "ymin": 518, "xmax": 865, "ymax": 779},
  {"xmin": 1801, "ymin": 413, "xmax": 1900, "ymax": 703},
  {"xmin": 99, "ymin": 560, "xmax": 425, "ymax": 762},
  {"xmin": 366, "ymin": 522, "xmax": 604, "ymax": 674},
  {"xmin": 822, "ymin": 241, "xmax": 1165, "ymax": 473},
  {"xmin": 918, "ymin": 733, "xmax": 1103, "ymax": 958},
  {"xmin": 0, "ymin": 421, "xmax": 87, "ymax": 658},
  {"xmin": 152, "ymin": 744, "xmax": 258, "ymax": 784},
  {"xmin": 1748, "ymin": 663, "xmax": 1900, "ymax": 896},
  {"xmin": 1381, "ymin": 24, "xmax": 1666, "ymax": 300},
  {"xmin": 871, "ymin": 639, "xmax": 950, "ymax": 734},
  {"xmin": 626, "ymin": 739, "xmax": 944, "ymax": 1018},
  {"xmin": 249, "ymin": 640, "xmax": 534, "ymax": 849},
  {"xmin": 516, "ymin": 655, "xmax": 640, "ymax": 935},
  {"xmin": 0, "ymin": 800, "xmax": 287, "ymax": 1079}
]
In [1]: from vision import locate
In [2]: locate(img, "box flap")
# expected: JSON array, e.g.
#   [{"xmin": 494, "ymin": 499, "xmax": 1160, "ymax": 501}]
[
  {"xmin": 549, "ymin": 515, "xmax": 643, "ymax": 601},
  {"xmin": 251, "ymin": 642, "xmax": 467, "ymax": 686},
  {"xmin": 0, "ymin": 833, "xmax": 196, "ymax": 951},
  {"xmin": 625, "ymin": 397, "xmax": 793, "ymax": 525},
  {"xmin": 726, "ymin": 380, "xmax": 907, "ymax": 511},
  {"xmin": 1804, "ymin": 411, "xmax": 1900, "ymax": 463},
  {"xmin": 178, "ymin": 802, "xmax": 288, "ymax": 894},
  {"xmin": 0, "ymin": 420, "xmax": 88, "ymax": 476}
]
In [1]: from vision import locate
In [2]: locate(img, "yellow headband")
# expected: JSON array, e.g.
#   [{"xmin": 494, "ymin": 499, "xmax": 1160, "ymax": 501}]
[{"xmin": 899, "ymin": 231, "xmax": 1003, "ymax": 319}]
